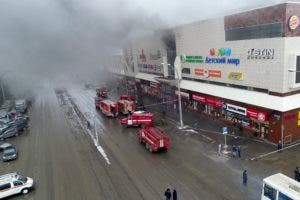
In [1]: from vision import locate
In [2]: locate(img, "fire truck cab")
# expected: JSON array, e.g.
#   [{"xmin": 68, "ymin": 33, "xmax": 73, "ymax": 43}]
[
  {"xmin": 118, "ymin": 95, "xmax": 135, "ymax": 115},
  {"xmin": 120, "ymin": 112, "xmax": 154, "ymax": 127},
  {"xmin": 96, "ymin": 87, "xmax": 108, "ymax": 98},
  {"xmin": 137, "ymin": 126, "xmax": 170, "ymax": 152},
  {"xmin": 99, "ymin": 100, "xmax": 118, "ymax": 117}
]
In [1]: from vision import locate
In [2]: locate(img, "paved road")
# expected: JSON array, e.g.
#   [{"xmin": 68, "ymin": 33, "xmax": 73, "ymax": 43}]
[{"xmin": 0, "ymin": 86, "xmax": 268, "ymax": 200}]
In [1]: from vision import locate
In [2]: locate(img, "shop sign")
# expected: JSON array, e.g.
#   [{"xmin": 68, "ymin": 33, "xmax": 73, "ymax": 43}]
[
  {"xmin": 181, "ymin": 55, "xmax": 204, "ymax": 63},
  {"xmin": 206, "ymin": 97, "xmax": 224, "ymax": 107},
  {"xmin": 194, "ymin": 68, "xmax": 221, "ymax": 78},
  {"xmin": 246, "ymin": 108, "xmax": 267, "ymax": 121},
  {"xmin": 206, "ymin": 48, "xmax": 240, "ymax": 66},
  {"xmin": 288, "ymin": 15, "xmax": 299, "ymax": 31},
  {"xmin": 228, "ymin": 72, "xmax": 243, "ymax": 80},
  {"xmin": 224, "ymin": 103, "xmax": 247, "ymax": 116},
  {"xmin": 284, "ymin": 113, "xmax": 296, "ymax": 120},
  {"xmin": 175, "ymin": 90, "xmax": 189, "ymax": 98},
  {"xmin": 192, "ymin": 94, "xmax": 205, "ymax": 102},
  {"xmin": 247, "ymin": 48, "xmax": 274, "ymax": 60},
  {"xmin": 192, "ymin": 93, "xmax": 223, "ymax": 107},
  {"xmin": 139, "ymin": 49, "xmax": 146, "ymax": 62},
  {"xmin": 149, "ymin": 50, "xmax": 161, "ymax": 60},
  {"xmin": 138, "ymin": 63, "xmax": 163, "ymax": 74}
]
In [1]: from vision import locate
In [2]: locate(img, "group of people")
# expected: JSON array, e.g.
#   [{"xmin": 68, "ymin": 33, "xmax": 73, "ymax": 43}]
[{"xmin": 164, "ymin": 188, "xmax": 177, "ymax": 200}]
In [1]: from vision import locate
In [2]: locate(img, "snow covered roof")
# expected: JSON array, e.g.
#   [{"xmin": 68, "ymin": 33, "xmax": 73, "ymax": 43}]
[{"xmin": 180, "ymin": 80, "xmax": 300, "ymax": 112}]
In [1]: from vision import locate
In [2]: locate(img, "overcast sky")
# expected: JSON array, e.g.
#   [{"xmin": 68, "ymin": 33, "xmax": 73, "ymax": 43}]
[{"xmin": 0, "ymin": 0, "xmax": 292, "ymax": 97}]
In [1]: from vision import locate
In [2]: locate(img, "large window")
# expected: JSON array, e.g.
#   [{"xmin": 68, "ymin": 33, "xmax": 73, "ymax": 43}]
[
  {"xmin": 296, "ymin": 56, "xmax": 300, "ymax": 84},
  {"xmin": 264, "ymin": 184, "xmax": 277, "ymax": 200},
  {"xmin": 225, "ymin": 23, "xmax": 283, "ymax": 41},
  {"xmin": 278, "ymin": 192, "xmax": 293, "ymax": 200}
]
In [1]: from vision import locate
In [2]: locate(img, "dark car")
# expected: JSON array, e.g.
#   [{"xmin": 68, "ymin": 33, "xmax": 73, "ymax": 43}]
[{"xmin": 2, "ymin": 146, "xmax": 17, "ymax": 161}]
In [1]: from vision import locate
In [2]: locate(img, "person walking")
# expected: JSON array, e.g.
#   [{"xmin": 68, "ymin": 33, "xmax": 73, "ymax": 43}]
[
  {"xmin": 237, "ymin": 146, "xmax": 241, "ymax": 158},
  {"xmin": 243, "ymin": 170, "xmax": 248, "ymax": 186},
  {"xmin": 164, "ymin": 188, "xmax": 172, "ymax": 200},
  {"xmin": 294, "ymin": 167, "xmax": 300, "ymax": 182},
  {"xmin": 277, "ymin": 140, "xmax": 282, "ymax": 152},
  {"xmin": 172, "ymin": 189, "xmax": 177, "ymax": 200}
]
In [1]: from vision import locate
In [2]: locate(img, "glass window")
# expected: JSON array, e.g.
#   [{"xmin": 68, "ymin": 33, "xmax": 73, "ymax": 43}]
[
  {"xmin": 296, "ymin": 56, "xmax": 300, "ymax": 84},
  {"xmin": 264, "ymin": 184, "xmax": 277, "ymax": 200},
  {"xmin": 278, "ymin": 192, "xmax": 293, "ymax": 200},
  {"xmin": 13, "ymin": 181, "xmax": 23, "ymax": 186},
  {"xmin": 226, "ymin": 23, "xmax": 283, "ymax": 41},
  {"xmin": 0, "ymin": 183, "xmax": 11, "ymax": 191}
]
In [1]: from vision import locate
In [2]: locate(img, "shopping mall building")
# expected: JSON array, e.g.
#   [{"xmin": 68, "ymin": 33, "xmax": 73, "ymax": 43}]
[{"xmin": 114, "ymin": 2, "xmax": 300, "ymax": 144}]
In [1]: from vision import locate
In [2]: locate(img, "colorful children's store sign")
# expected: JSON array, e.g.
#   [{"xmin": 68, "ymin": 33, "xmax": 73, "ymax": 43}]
[{"xmin": 181, "ymin": 48, "xmax": 240, "ymax": 66}]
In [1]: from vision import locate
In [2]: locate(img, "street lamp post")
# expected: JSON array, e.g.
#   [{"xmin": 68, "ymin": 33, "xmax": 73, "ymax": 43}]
[
  {"xmin": 0, "ymin": 71, "xmax": 10, "ymax": 103},
  {"xmin": 162, "ymin": 63, "xmax": 184, "ymax": 129}
]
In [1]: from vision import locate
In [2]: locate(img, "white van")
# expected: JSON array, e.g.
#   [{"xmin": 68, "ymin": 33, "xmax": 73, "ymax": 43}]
[
  {"xmin": 261, "ymin": 173, "xmax": 300, "ymax": 200},
  {"xmin": 0, "ymin": 172, "xmax": 34, "ymax": 199},
  {"xmin": 15, "ymin": 100, "xmax": 27, "ymax": 113}
]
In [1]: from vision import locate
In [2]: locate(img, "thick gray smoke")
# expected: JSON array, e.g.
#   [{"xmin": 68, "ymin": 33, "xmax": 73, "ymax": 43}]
[
  {"xmin": 0, "ymin": 0, "xmax": 288, "ymax": 98},
  {"xmin": 0, "ymin": 0, "xmax": 164, "ymax": 97}
]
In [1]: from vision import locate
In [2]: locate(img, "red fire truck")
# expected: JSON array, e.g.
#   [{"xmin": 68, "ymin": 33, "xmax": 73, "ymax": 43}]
[
  {"xmin": 120, "ymin": 112, "xmax": 154, "ymax": 127},
  {"xmin": 96, "ymin": 87, "xmax": 108, "ymax": 98},
  {"xmin": 137, "ymin": 126, "xmax": 170, "ymax": 152},
  {"xmin": 94, "ymin": 97, "xmax": 103, "ymax": 109},
  {"xmin": 99, "ymin": 99, "xmax": 118, "ymax": 117},
  {"xmin": 118, "ymin": 95, "xmax": 135, "ymax": 115}
]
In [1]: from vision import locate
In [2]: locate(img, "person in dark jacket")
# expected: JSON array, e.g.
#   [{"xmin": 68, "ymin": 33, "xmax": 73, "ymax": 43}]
[
  {"xmin": 172, "ymin": 189, "xmax": 177, "ymax": 200},
  {"xmin": 243, "ymin": 170, "xmax": 248, "ymax": 186},
  {"xmin": 164, "ymin": 188, "xmax": 172, "ymax": 200},
  {"xmin": 294, "ymin": 167, "xmax": 300, "ymax": 182}
]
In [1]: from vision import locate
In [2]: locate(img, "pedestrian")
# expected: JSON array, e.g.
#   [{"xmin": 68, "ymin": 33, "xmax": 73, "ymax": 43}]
[
  {"xmin": 86, "ymin": 120, "xmax": 91, "ymax": 129},
  {"xmin": 172, "ymin": 189, "xmax": 177, "ymax": 200},
  {"xmin": 277, "ymin": 140, "xmax": 282, "ymax": 152},
  {"xmin": 218, "ymin": 144, "xmax": 222, "ymax": 156},
  {"xmin": 243, "ymin": 170, "xmax": 248, "ymax": 186},
  {"xmin": 294, "ymin": 167, "xmax": 300, "ymax": 182},
  {"xmin": 237, "ymin": 146, "xmax": 241, "ymax": 158},
  {"xmin": 164, "ymin": 188, "xmax": 172, "ymax": 200}
]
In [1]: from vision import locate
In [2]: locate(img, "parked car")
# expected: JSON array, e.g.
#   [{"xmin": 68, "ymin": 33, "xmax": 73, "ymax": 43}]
[
  {"xmin": 0, "ymin": 143, "xmax": 12, "ymax": 151},
  {"xmin": 0, "ymin": 116, "xmax": 28, "ymax": 132},
  {"xmin": 0, "ymin": 172, "xmax": 34, "ymax": 199},
  {"xmin": 2, "ymin": 146, "xmax": 17, "ymax": 162},
  {"xmin": 0, "ymin": 125, "xmax": 18, "ymax": 140}
]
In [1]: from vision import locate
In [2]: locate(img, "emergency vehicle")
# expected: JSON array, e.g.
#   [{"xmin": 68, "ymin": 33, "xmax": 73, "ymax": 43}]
[
  {"xmin": 120, "ymin": 112, "xmax": 154, "ymax": 127},
  {"xmin": 137, "ymin": 126, "xmax": 170, "ymax": 152},
  {"xmin": 118, "ymin": 95, "xmax": 135, "ymax": 115},
  {"xmin": 99, "ymin": 100, "xmax": 118, "ymax": 117},
  {"xmin": 96, "ymin": 87, "xmax": 108, "ymax": 98},
  {"xmin": 94, "ymin": 97, "xmax": 103, "ymax": 109}
]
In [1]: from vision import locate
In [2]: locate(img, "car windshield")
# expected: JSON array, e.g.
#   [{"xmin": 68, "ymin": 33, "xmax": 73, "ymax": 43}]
[
  {"xmin": 3, "ymin": 147, "xmax": 15, "ymax": 155},
  {"xmin": 18, "ymin": 176, "xmax": 27, "ymax": 183}
]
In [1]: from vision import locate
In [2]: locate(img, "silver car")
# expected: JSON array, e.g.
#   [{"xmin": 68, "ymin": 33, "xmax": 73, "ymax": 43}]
[
  {"xmin": 0, "ymin": 125, "xmax": 18, "ymax": 140},
  {"xmin": 2, "ymin": 146, "xmax": 17, "ymax": 161}
]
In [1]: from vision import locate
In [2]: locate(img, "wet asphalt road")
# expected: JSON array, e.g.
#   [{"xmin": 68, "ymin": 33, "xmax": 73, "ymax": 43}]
[{"xmin": 0, "ymin": 87, "xmax": 261, "ymax": 200}]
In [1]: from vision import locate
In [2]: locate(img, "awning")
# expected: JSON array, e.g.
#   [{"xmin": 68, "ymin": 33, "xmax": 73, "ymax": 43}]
[
  {"xmin": 135, "ymin": 73, "xmax": 159, "ymax": 83},
  {"xmin": 180, "ymin": 80, "xmax": 300, "ymax": 112}
]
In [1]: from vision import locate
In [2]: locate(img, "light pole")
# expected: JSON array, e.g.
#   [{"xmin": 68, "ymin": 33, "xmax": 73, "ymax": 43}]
[
  {"xmin": 0, "ymin": 71, "xmax": 10, "ymax": 103},
  {"xmin": 162, "ymin": 63, "xmax": 184, "ymax": 129}
]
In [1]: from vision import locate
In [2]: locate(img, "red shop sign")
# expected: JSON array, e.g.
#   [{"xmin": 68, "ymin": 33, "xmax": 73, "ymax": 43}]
[
  {"xmin": 192, "ymin": 93, "xmax": 205, "ymax": 103},
  {"xmin": 246, "ymin": 108, "xmax": 267, "ymax": 121},
  {"xmin": 192, "ymin": 93, "xmax": 223, "ymax": 107},
  {"xmin": 206, "ymin": 97, "xmax": 224, "ymax": 107}
]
